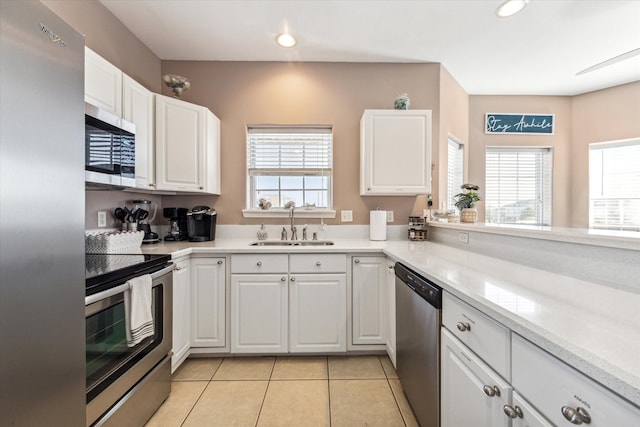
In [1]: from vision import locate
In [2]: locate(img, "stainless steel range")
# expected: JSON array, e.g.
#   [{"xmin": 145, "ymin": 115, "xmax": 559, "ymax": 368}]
[{"xmin": 85, "ymin": 253, "xmax": 173, "ymax": 426}]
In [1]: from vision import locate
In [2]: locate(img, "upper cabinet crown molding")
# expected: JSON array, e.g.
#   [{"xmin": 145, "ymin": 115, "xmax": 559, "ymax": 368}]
[{"xmin": 360, "ymin": 109, "xmax": 432, "ymax": 196}]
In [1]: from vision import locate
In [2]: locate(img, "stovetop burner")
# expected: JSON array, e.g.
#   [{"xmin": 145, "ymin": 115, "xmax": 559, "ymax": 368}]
[{"xmin": 85, "ymin": 253, "xmax": 171, "ymax": 296}]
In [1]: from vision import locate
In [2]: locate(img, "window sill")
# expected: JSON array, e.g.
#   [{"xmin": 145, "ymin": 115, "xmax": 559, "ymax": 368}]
[{"xmin": 242, "ymin": 209, "xmax": 336, "ymax": 219}]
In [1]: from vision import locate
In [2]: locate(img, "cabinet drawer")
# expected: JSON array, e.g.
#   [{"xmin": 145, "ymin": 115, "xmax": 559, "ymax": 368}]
[
  {"xmin": 512, "ymin": 334, "xmax": 640, "ymax": 427},
  {"xmin": 442, "ymin": 292, "xmax": 511, "ymax": 380},
  {"xmin": 290, "ymin": 254, "xmax": 347, "ymax": 273},
  {"xmin": 231, "ymin": 254, "xmax": 288, "ymax": 274}
]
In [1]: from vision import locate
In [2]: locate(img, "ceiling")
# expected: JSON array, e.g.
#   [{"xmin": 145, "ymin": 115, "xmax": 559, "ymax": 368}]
[{"xmin": 99, "ymin": 0, "xmax": 640, "ymax": 96}]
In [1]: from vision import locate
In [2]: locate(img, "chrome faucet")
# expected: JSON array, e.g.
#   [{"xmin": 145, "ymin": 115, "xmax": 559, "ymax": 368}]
[{"xmin": 286, "ymin": 201, "xmax": 297, "ymax": 240}]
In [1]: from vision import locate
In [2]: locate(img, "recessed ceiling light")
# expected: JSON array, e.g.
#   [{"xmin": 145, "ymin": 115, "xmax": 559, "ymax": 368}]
[
  {"xmin": 496, "ymin": 0, "xmax": 529, "ymax": 18},
  {"xmin": 275, "ymin": 33, "xmax": 297, "ymax": 48}
]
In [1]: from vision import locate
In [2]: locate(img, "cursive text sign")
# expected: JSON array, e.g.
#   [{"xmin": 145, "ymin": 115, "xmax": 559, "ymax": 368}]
[{"xmin": 485, "ymin": 113, "xmax": 554, "ymax": 135}]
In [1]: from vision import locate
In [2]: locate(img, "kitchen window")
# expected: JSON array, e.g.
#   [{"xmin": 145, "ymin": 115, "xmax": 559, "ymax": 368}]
[
  {"xmin": 589, "ymin": 138, "xmax": 640, "ymax": 231},
  {"xmin": 447, "ymin": 136, "xmax": 464, "ymax": 210},
  {"xmin": 244, "ymin": 126, "xmax": 334, "ymax": 218},
  {"xmin": 485, "ymin": 147, "xmax": 553, "ymax": 226}
]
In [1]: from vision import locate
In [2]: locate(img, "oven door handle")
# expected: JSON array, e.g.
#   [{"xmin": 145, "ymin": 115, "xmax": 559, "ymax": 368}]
[{"xmin": 85, "ymin": 263, "xmax": 175, "ymax": 306}]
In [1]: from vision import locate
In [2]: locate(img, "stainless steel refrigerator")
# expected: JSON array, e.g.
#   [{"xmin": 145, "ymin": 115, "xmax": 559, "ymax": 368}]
[{"xmin": 0, "ymin": 1, "xmax": 85, "ymax": 425}]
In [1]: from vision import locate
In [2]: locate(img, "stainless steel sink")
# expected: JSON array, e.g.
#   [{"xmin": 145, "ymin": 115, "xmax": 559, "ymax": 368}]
[{"xmin": 249, "ymin": 240, "xmax": 334, "ymax": 246}]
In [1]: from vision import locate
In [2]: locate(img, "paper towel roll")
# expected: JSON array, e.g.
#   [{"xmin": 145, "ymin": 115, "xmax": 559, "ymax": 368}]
[{"xmin": 370, "ymin": 210, "xmax": 387, "ymax": 241}]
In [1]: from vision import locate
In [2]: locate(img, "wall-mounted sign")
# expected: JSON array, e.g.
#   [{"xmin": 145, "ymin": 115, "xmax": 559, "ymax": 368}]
[{"xmin": 485, "ymin": 113, "xmax": 554, "ymax": 135}]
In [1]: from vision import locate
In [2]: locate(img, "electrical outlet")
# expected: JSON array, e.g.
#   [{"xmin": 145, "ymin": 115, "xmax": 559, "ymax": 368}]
[
  {"xmin": 341, "ymin": 210, "xmax": 353, "ymax": 222},
  {"xmin": 458, "ymin": 232, "xmax": 469, "ymax": 244},
  {"xmin": 387, "ymin": 211, "xmax": 394, "ymax": 222},
  {"xmin": 97, "ymin": 211, "xmax": 107, "ymax": 228}
]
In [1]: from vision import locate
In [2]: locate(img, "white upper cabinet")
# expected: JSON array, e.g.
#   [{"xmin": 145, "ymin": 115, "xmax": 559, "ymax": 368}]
[
  {"xmin": 123, "ymin": 75, "xmax": 155, "ymax": 190},
  {"xmin": 84, "ymin": 47, "xmax": 122, "ymax": 116},
  {"xmin": 155, "ymin": 94, "xmax": 221, "ymax": 194},
  {"xmin": 360, "ymin": 109, "xmax": 432, "ymax": 195}
]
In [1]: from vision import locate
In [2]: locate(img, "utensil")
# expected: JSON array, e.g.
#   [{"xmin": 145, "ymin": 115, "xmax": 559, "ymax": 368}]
[
  {"xmin": 137, "ymin": 209, "xmax": 149, "ymax": 221},
  {"xmin": 114, "ymin": 207, "xmax": 126, "ymax": 222},
  {"xmin": 123, "ymin": 207, "xmax": 134, "ymax": 222}
]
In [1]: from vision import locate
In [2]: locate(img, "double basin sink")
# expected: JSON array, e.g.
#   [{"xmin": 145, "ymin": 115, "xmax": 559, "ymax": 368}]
[{"xmin": 249, "ymin": 240, "xmax": 334, "ymax": 246}]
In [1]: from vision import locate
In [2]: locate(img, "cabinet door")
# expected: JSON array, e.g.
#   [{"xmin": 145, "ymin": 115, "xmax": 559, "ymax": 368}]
[
  {"xmin": 84, "ymin": 47, "xmax": 122, "ymax": 116},
  {"xmin": 352, "ymin": 256, "xmax": 386, "ymax": 345},
  {"xmin": 385, "ymin": 260, "xmax": 396, "ymax": 367},
  {"xmin": 230, "ymin": 274, "xmax": 288, "ymax": 353},
  {"xmin": 171, "ymin": 259, "xmax": 191, "ymax": 372},
  {"xmin": 191, "ymin": 258, "xmax": 225, "ymax": 348},
  {"xmin": 123, "ymin": 74, "xmax": 155, "ymax": 190},
  {"xmin": 360, "ymin": 109, "xmax": 432, "ymax": 195},
  {"xmin": 155, "ymin": 94, "xmax": 206, "ymax": 192},
  {"xmin": 289, "ymin": 273, "xmax": 346, "ymax": 353},
  {"xmin": 510, "ymin": 392, "xmax": 554, "ymax": 427},
  {"xmin": 441, "ymin": 328, "xmax": 511, "ymax": 427}
]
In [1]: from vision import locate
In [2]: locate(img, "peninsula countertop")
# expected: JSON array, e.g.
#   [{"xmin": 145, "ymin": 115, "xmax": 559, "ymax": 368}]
[{"xmin": 140, "ymin": 237, "xmax": 640, "ymax": 407}]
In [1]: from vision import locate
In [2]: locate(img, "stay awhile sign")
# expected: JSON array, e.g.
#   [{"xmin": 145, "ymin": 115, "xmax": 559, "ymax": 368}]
[{"xmin": 485, "ymin": 113, "xmax": 554, "ymax": 135}]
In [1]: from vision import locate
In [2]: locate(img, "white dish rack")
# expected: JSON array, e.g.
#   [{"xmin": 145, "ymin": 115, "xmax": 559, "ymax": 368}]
[{"xmin": 85, "ymin": 230, "xmax": 144, "ymax": 254}]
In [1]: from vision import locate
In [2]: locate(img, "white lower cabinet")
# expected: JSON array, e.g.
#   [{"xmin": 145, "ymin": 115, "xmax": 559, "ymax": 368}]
[
  {"xmin": 171, "ymin": 258, "xmax": 191, "ymax": 372},
  {"xmin": 230, "ymin": 253, "xmax": 347, "ymax": 353},
  {"xmin": 231, "ymin": 273, "xmax": 288, "ymax": 353},
  {"xmin": 289, "ymin": 273, "xmax": 346, "ymax": 353},
  {"xmin": 512, "ymin": 333, "xmax": 640, "ymax": 427},
  {"xmin": 441, "ymin": 328, "xmax": 512, "ymax": 427},
  {"xmin": 508, "ymin": 391, "xmax": 553, "ymax": 427},
  {"xmin": 191, "ymin": 257, "xmax": 226, "ymax": 348},
  {"xmin": 351, "ymin": 256, "xmax": 386, "ymax": 346}
]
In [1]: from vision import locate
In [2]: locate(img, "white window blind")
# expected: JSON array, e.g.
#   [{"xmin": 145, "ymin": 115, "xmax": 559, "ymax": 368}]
[
  {"xmin": 485, "ymin": 147, "xmax": 553, "ymax": 226},
  {"xmin": 589, "ymin": 139, "xmax": 640, "ymax": 231},
  {"xmin": 447, "ymin": 137, "xmax": 464, "ymax": 210},
  {"xmin": 247, "ymin": 126, "xmax": 333, "ymax": 209}
]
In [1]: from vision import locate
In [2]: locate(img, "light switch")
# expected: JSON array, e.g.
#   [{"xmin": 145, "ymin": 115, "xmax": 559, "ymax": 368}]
[{"xmin": 341, "ymin": 210, "xmax": 353, "ymax": 222}]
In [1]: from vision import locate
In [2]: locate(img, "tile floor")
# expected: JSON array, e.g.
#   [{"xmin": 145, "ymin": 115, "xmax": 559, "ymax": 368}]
[{"xmin": 145, "ymin": 355, "xmax": 420, "ymax": 427}]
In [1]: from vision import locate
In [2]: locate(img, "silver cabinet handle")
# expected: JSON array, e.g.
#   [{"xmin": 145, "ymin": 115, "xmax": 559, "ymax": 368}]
[
  {"xmin": 354, "ymin": 259, "xmax": 360, "ymax": 264},
  {"xmin": 199, "ymin": 186, "xmax": 204, "ymax": 190},
  {"xmin": 217, "ymin": 260, "xmax": 223, "ymax": 265},
  {"xmin": 482, "ymin": 385, "xmax": 500, "ymax": 397},
  {"xmin": 149, "ymin": 183, "xmax": 155, "ymax": 187},
  {"xmin": 281, "ymin": 276, "xmax": 287, "ymax": 281},
  {"xmin": 256, "ymin": 261, "xmax": 262, "ymax": 266},
  {"xmin": 503, "ymin": 405, "xmax": 523, "ymax": 419},
  {"xmin": 457, "ymin": 322, "xmax": 471, "ymax": 332},
  {"xmin": 316, "ymin": 261, "xmax": 321, "ymax": 266},
  {"xmin": 290, "ymin": 277, "xmax": 296, "ymax": 282},
  {"xmin": 561, "ymin": 406, "xmax": 591, "ymax": 424},
  {"xmin": 175, "ymin": 266, "xmax": 181, "ymax": 271}
]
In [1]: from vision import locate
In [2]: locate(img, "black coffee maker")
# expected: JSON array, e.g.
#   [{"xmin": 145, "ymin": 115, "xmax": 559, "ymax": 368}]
[
  {"xmin": 187, "ymin": 206, "xmax": 217, "ymax": 242},
  {"xmin": 163, "ymin": 207, "xmax": 189, "ymax": 241}
]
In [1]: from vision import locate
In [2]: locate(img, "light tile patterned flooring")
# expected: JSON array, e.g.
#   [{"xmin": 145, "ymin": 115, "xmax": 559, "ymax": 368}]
[{"xmin": 145, "ymin": 355, "xmax": 420, "ymax": 427}]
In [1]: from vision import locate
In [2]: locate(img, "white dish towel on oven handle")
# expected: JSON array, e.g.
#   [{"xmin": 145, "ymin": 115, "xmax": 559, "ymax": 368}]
[{"xmin": 124, "ymin": 274, "xmax": 154, "ymax": 347}]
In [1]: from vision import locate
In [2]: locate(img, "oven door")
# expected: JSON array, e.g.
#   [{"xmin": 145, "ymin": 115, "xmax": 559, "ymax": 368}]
[{"xmin": 85, "ymin": 266, "xmax": 173, "ymax": 427}]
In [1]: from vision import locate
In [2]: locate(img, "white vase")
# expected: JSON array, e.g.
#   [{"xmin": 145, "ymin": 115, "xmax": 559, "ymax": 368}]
[{"xmin": 460, "ymin": 207, "xmax": 478, "ymax": 223}]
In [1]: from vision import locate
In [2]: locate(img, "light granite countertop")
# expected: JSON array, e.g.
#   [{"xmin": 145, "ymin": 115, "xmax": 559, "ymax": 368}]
[{"xmin": 140, "ymin": 237, "xmax": 640, "ymax": 407}]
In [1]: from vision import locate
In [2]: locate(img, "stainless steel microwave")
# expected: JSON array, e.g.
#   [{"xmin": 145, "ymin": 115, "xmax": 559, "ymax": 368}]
[{"xmin": 85, "ymin": 102, "xmax": 135, "ymax": 188}]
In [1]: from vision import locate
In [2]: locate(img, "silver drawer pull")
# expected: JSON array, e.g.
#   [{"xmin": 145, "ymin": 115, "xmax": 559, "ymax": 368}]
[
  {"xmin": 316, "ymin": 261, "xmax": 322, "ymax": 266},
  {"xmin": 256, "ymin": 261, "xmax": 262, "ymax": 266},
  {"xmin": 217, "ymin": 260, "xmax": 223, "ymax": 265},
  {"xmin": 290, "ymin": 277, "xmax": 296, "ymax": 282},
  {"xmin": 503, "ymin": 405, "xmax": 523, "ymax": 419},
  {"xmin": 281, "ymin": 276, "xmax": 286, "ymax": 281},
  {"xmin": 561, "ymin": 406, "xmax": 591, "ymax": 424},
  {"xmin": 354, "ymin": 259, "xmax": 360, "ymax": 264},
  {"xmin": 456, "ymin": 322, "xmax": 471, "ymax": 332},
  {"xmin": 482, "ymin": 385, "xmax": 500, "ymax": 397}
]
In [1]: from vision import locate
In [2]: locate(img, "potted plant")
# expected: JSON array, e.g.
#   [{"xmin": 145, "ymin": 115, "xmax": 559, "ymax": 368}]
[{"xmin": 453, "ymin": 183, "xmax": 481, "ymax": 223}]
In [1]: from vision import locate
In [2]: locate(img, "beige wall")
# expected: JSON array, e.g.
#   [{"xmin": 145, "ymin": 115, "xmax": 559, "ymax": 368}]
[
  {"xmin": 468, "ymin": 96, "xmax": 573, "ymax": 226},
  {"xmin": 161, "ymin": 61, "xmax": 443, "ymax": 225},
  {"xmin": 468, "ymin": 82, "xmax": 639, "ymax": 228},
  {"xmin": 570, "ymin": 81, "xmax": 640, "ymax": 227},
  {"xmin": 43, "ymin": 0, "xmax": 161, "ymax": 92},
  {"xmin": 438, "ymin": 66, "xmax": 470, "ymax": 208}
]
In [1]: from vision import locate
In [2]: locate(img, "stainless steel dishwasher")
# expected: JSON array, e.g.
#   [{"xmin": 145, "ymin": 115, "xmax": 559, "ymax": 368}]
[{"xmin": 395, "ymin": 262, "xmax": 442, "ymax": 427}]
